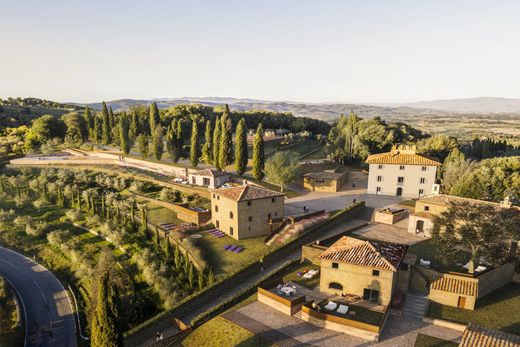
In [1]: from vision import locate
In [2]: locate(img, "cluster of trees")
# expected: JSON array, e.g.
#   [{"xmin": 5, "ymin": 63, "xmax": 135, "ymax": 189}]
[
  {"xmin": 328, "ymin": 112, "xmax": 427, "ymax": 164},
  {"xmin": 0, "ymin": 97, "xmax": 82, "ymax": 110},
  {"xmin": 468, "ymin": 137, "xmax": 519, "ymax": 159}
]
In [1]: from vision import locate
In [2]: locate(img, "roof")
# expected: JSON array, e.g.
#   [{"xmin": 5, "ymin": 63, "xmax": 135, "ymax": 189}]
[
  {"xmin": 430, "ymin": 276, "xmax": 477, "ymax": 296},
  {"xmin": 418, "ymin": 194, "xmax": 518, "ymax": 210},
  {"xmin": 319, "ymin": 236, "xmax": 408, "ymax": 272},
  {"xmin": 459, "ymin": 323, "xmax": 520, "ymax": 347},
  {"xmin": 413, "ymin": 211, "xmax": 436, "ymax": 219},
  {"xmin": 190, "ymin": 169, "xmax": 228, "ymax": 177},
  {"xmin": 303, "ymin": 171, "xmax": 347, "ymax": 180},
  {"xmin": 214, "ymin": 185, "xmax": 285, "ymax": 202},
  {"xmin": 365, "ymin": 151, "xmax": 441, "ymax": 166}
]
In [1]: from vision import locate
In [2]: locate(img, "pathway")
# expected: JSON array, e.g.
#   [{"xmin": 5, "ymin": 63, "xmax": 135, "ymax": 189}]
[{"xmin": 401, "ymin": 291, "xmax": 429, "ymax": 319}]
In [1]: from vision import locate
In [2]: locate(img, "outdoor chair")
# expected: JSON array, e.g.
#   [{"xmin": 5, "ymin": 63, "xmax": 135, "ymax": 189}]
[
  {"xmin": 324, "ymin": 301, "xmax": 338, "ymax": 311},
  {"xmin": 336, "ymin": 304, "xmax": 349, "ymax": 315}
]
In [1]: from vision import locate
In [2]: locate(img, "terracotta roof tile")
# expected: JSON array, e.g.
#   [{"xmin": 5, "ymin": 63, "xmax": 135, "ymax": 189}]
[
  {"xmin": 303, "ymin": 171, "xmax": 347, "ymax": 180},
  {"xmin": 460, "ymin": 323, "xmax": 520, "ymax": 347},
  {"xmin": 365, "ymin": 152, "xmax": 441, "ymax": 166},
  {"xmin": 430, "ymin": 276, "xmax": 477, "ymax": 296},
  {"xmin": 191, "ymin": 169, "xmax": 228, "ymax": 177},
  {"xmin": 418, "ymin": 194, "xmax": 519, "ymax": 210},
  {"xmin": 319, "ymin": 236, "xmax": 408, "ymax": 271},
  {"xmin": 214, "ymin": 185, "xmax": 284, "ymax": 202}
]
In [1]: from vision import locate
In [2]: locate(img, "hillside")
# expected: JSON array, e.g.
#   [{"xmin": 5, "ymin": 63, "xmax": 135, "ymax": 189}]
[{"xmin": 386, "ymin": 97, "xmax": 520, "ymax": 114}]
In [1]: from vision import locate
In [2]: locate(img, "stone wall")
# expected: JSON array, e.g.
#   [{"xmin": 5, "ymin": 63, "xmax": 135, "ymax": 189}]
[{"xmin": 477, "ymin": 261, "xmax": 515, "ymax": 298}]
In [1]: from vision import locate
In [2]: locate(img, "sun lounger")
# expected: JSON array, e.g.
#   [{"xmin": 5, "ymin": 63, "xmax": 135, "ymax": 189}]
[
  {"xmin": 233, "ymin": 247, "xmax": 243, "ymax": 253},
  {"xmin": 324, "ymin": 302, "xmax": 338, "ymax": 311},
  {"xmin": 224, "ymin": 244, "xmax": 232, "ymax": 250},
  {"xmin": 228, "ymin": 245, "xmax": 237, "ymax": 252},
  {"xmin": 336, "ymin": 304, "xmax": 349, "ymax": 315},
  {"xmin": 420, "ymin": 259, "xmax": 431, "ymax": 267},
  {"xmin": 475, "ymin": 266, "xmax": 487, "ymax": 272}
]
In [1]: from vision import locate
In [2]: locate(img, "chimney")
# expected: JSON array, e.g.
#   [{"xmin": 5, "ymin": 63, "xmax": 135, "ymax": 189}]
[{"xmin": 500, "ymin": 196, "xmax": 513, "ymax": 208}]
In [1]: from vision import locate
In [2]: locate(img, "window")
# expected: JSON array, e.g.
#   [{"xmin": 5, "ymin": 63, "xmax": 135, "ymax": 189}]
[
  {"xmin": 419, "ymin": 189, "xmax": 424, "ymax": 196},
  {"xmin": 420, "ymin": 177, "xmax": 426, "ymax": 184},
  {"xmin": 329, "ymin": 282, "xmax": 343, "ymax": 290},
  {"xmin": 424, "ymin": 205, "xmax": 430, "ymax": 211},
  {"xmin": 267, "ymin": 213, "xmax": 271, "ymax": 221},
  {"xmin": 229, "ymin": 227, "xmax": 233, "ymax": 235},
  {"xmin": 397, "ymin": 177, "xmax": 404, "ymax": 183},
  {"xmin": 422, "ymin": 166, "xmax": 427, "ymax": 171},
  {"xmin": 217, "ymin": 195, "xmax": 220, "ymax": 200},
  {"xmin": 247, "ymin": 201, "xmax": 251, "ymax": 206},
  {"xmin": 332, "ymin": 262, "xmax": 339, "ymax": 269},
  {"xmin": 213, "ymin": 194, "xmax": 216, "ymax": 198},
  {"xmin": 399, "ymin": 165, "xmax": 405, "ymax": 170},
  {"xmin": 229, "ymin": 212, "xmax": 233, "ymax": 219},
  {"xmin": 372, "ymin": 270, "xmax": 380, "ymax": 276},
  {"xmin": 271, "ymin": 198, "xmax": 275, "ymax": 203},
  {"xmin": 248, "ymin": 216, "xmax": 252, "ymax": 222},
  {"xmin": 215, "ymin": 205, "xmax": 218, "ymax": 212},
  {"xmin": 216, "ymin": 220, "xmax": 219, "ymax": 228},
  {"xmin": 378, "ymin": 164, "xmax": 383, "ymax": 169},
  {"xmin": 192, "ymin": 176, "xmax": 196, "ymax": 184},
  {"xmin": 376, "ymin": 187, "xmax": 382, "ymax": 193},
  {"xmin": 203, "ymin": 177, "xmax": 210, "ymax": 186},
  {"xmin": 377, "ymin": 175, "xmax": 383, "ymax": 182},
  {"xmin": 363, "ymin": 289, "xmax": 379, "ymax": 303}
]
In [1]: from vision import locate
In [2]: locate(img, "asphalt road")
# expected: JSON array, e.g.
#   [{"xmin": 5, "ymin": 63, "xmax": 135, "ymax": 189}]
[{"xmin": 0, "ymin": 246, "xmax": 76, "ymax": 347}]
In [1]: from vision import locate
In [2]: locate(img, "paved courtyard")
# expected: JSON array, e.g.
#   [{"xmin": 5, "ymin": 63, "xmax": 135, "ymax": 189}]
[
  {"xmin": 351, "ymin": 223, "xmax": 425, "ymax": 246},
  {"xmin": 223, "ymin": 301, "xmax": 463, "ymax": 347}
]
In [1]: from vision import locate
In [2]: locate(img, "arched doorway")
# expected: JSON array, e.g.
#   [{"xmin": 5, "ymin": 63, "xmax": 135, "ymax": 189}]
[
  {"xmin": 416, "ymin": 220, "xmax": 424, "ymax": 233},
  {"xmin": 329, "ymin": 282, "xmax": 343, "ymax": 290},
  {"xmin": 396, "ymin": 187, "xmax": 403, "ymax": 196}
]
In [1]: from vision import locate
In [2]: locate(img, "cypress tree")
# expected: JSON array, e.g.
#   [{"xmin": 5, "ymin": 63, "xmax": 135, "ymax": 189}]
[
  {"xmin": 219, "ymin": 112, "xmax": 233, "ymax": 170},
  {"xmin": 93, "ymin": 115, "xmax": 102, "ymax": 143},
  {"xmin": 108, "ymin": 106, "xmax": 115, "ymax": 127},
  {"xmin": 84, "ymin": 106, "xmax": 94, "ymax": 140},
  {"xmin": 129, "ymin": 111, "xmax": 139, "ymax": 141},
  {"xmin": 90, "ymin": 273, "xmax": 122, "ymax": 347},
  {"xmin": 174, "ymin": 243, "xmax": 181, "ymax": 271},
  {"xmin": 252, "ymin": 123, "xmax": 265, "ymax": 180},
  {"xmin": 208, "ymin": 268, "xmax": 215, "ymax": 286},
  {"xmin": 188, "ymin": 263, "xmax": 195, "ymax": 289},
  {"xmin": 175, "ymin": 120, "xmax": 183, "ymax": 162},
  {"xmin": 190, "ymin": 119, "xmax": 199, "ymax": 167},
  {"xmin": 154, "ymin": 225, "xmax": 160, "ymax": 246},
  {"xmin": 166, "ymin": 121, "xmax": 176, "ymax": 162},
  {"xmin": 201, "ymin": 120, "xmax": 212, "ymax": 164},
  {"xmin": 235, "ymin": 118, "xmax": 248, "ymax": 175},
  {"xmin": 163, "ymin": 239, "xmax": 171, "ymax": 259},
  {"xmin": 101, "ymin": 101, "xmax": 111, "ymax": 144},
  {"xmin": 119, "ymin": 112, "xmax": 130, "ymax": 155},
  {"xmin": 149, "ymin": 102, "xmax": 160, "ymax": 132},
  {"xmin": 151, "ymin": 125, "xmax": 164, "ymax": 160},
  {"xmin": 137, "ymin": 134, "xmax": 149, "ymax": 158},
  {"xmin": 197, "ymin": 269, "xmax": 204, "ymax": 290},
  {"xmin": 213, "ymin": 116, "xmax": 221, "ymax": 169},
  {"xmin": 184, "ymin": 253, "xmax": 190, "ymax": 273}
]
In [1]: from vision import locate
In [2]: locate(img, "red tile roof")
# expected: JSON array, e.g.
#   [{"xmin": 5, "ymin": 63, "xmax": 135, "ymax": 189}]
[
  {"xmin": 418, "ymin": 194, "xmax": 518, "ymax": 210},
  {"xmin": 459, "ymin": 323, "xmax": 520, "ymax": 347},
  {"xmin": 319, "ymin": 236, "xmax": 408, "ymax": 271},
  {"xmin": 215, "ymin": 185, "xmax": 285, "ymax": 202},
  {"xmin": 430, "ymin": 276, "xmax": 477, "ymax": 296},
  {"xmin": 365, "ymin": 151, "xmax": 441, "ymax": 166},
  {"xmin": 191, "ymin": 169, "xmax": 228, "ymax": 177}
]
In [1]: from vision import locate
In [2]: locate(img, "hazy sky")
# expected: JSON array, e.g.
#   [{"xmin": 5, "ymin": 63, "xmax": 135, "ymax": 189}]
[{"xmin": 1, "ymin": 0, "xmax": 519, "ymax": 103}]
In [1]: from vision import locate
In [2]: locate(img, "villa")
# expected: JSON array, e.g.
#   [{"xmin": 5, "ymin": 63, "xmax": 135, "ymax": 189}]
[
  {"xmin": 319, "ymin": 236, "xmax": 409, "ymax": 306},
  {"xmin": 187, "ymin": 169, "xmax": 230, "ymax": 189},
  {"xmin": 365, "ymin": 145, "xmax": 441, "ymax": 198},
  {"xmin": 211, "ymin": 184, "xmax": 285, "ymax": 240}
]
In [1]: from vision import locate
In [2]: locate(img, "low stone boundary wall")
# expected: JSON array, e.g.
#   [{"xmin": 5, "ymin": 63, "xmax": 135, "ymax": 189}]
[
  {"xmin": 257, "ymin": 287, "xmax": 305, "ymax": 316},
  {"xmin": 422, "ymin": 316, "xmax": 467, "ymax": 331}
]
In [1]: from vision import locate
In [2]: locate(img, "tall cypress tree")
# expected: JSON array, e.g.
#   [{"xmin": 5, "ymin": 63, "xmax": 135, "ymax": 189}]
[
  {"xmin": 213, "ymin": 116, "xmax": 221, "ymax": 169},
  {"xmin": 219, "ymin": 112, "xmax": 233, "ymax": 170},
  {"xmin": 252, "ymin": 123, "xmax": 265, "ymax": 180},
  {"xmin": 129, "ymin": 111, "xmax": 139, "ymax": 141},
  {"xmin": 119, "ymin": 112, "xmax": 130, "ymax": 155},
  {"xmin": 166, "ymin": 121, "xmax": 177, "ymax": 162},
  {"xmin": 93, "ymin": 115, "xmax": 102, "ymax": 143},
  {"xmin": 149, "ymin": 102, "xmax": 160, "ymax": 132},
  {"xmin": 174, "ymin": 120, "xmax": 183, "ymax": 162},
  {"xmin": 109, "ymin": 106, "xmax": 115, "ymax": 127},
  {"xmin": 201, "ymin": 120, "xmax": 212, "ymax": 164},
  {"xmin": 190, "ymin": 119, "xmax": 199, "ymax": 167},
  {"xmin": 84, "ymin": 106, "xmax": 94, "ymax": 140},
  {"xmin": 101, "ymin": 101, "xmax": 111, "ymax": 144},
  {"xmin": 151, "ymin": 125, "xmax": 164, "ymax": 160},
  {"xmin": 235, "ymin": 118, "xmax": 248, "ymax": 175},
  {"xmin": 90, "ymin": 273, "xmax": 122, "ymax": 347}
]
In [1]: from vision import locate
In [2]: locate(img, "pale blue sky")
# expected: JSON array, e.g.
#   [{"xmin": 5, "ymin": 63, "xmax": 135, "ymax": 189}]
[{"xmin": 1, "ymin": 0, "xmax": 519, "ymax": 103}]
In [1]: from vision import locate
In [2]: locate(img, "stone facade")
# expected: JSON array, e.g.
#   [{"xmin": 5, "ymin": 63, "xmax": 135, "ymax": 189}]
[
  {"xmin": 187, "ymin": 169, "xmax": 230, "ymax": 189},
  {"xmin": 303, "ymin": 170, "xmax": 349, "ymax": 192}
]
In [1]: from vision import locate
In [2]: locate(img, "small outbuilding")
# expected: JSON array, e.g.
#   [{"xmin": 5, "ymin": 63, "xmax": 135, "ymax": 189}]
[
  {"xmin": 303, "ymin": 168, "xmax": 349, "ymax": 192},
  {"xmin": 188, "ymin": 169, "xmax": 230, "ymax": 189}
]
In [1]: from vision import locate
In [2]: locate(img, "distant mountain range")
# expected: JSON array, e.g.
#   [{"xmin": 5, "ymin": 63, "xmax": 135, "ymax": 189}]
[{"xmin": 78, "ymin": 96, "xmax": 520, "ymax": 122}]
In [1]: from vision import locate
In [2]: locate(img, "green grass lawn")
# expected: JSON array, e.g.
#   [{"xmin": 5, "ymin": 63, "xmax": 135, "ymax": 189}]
[
  {"xmin": 414, "ymin": 333, "xmax": 457, "ymax": 347},
  {"xmin": 282, "ymin": 261, "xmax": 320, "ymax": 289},
  {"xmin": 408, "ymin": 239, "xmax": 471, "ymax": 272},
  {"xmin": 399, "ymin": 199, "xmax": 417, "ymax": 207},
  {"xmin": 189, "ymin": 230, "xmax": 270, "ymax": 277},
  {"xmin": 428, "ymin": 283, "xmax": 520, "ymax": 335}
]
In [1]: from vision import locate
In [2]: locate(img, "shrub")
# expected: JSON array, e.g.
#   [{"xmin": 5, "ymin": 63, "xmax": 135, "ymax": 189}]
[
  {"xmin": 25, "ymin": 221, "xmax": 48, "ymax": 237},
  {"xmin": 47, "ymin": 229, "xmax": 71, "ymax": 245},
  {"xmin": 33, "ymin": 197, "xmax": 50, "ymax": 209},
  {"xmin": 65, "ymin": 209, "xmax": 84, "ymax": 223}
]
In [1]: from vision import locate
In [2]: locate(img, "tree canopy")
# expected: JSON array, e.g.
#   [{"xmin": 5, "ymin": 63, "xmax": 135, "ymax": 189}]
[{"xmin": 264, "ymin": 150, "xmax": 299, "ymax": 192}]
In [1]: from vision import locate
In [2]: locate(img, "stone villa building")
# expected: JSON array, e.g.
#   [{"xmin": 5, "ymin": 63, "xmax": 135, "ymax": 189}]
[
  {"xmin": 366, "ymin": 145, "xmax": 441, "ymax": 198},
  {"xmin": 187, "ymin": 169, "xmax": 230, "ymax": 189},
  {"xmin": 211, "ymin": 185, "xmax": 285, "ymax": 240},
  {"xmin": 319, "ymin": 236, "xmax": 409, "ymax": 306}
]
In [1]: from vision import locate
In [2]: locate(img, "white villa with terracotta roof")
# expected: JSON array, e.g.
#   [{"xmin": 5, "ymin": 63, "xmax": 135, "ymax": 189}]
[
  {"xmin": 319, "ymin": 236, "xmax": 409, "ymax": 306},
  {"xmin": 187, "ymin": 169, "xmax": 230, "ymax": 189},
  {"xmin": 366, "ymin": 145, "xmax": 441, "ymax": 198},
  {"xmin": 211, "ymin": 185, "xmax": 285, "ymax": 240}
]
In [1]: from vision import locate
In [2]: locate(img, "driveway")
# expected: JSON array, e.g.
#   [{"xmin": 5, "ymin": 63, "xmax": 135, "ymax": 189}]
[
  {"xmin": 224, "ymin": 301, "xmax": 462, "ymax": 346},
  {"xmin": 0, "ymin": 246, "xmax": 76, "ymax": 347}
]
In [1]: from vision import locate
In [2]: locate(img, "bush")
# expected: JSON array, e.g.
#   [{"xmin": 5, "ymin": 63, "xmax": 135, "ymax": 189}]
[
  {"xmin": 47, "ymin": 229, "xmax": 71, "ymax": 246},
  {"xmin": 33, "ymin": 197, "xmax": 50, "ymax": 209},
  {"xmin": 159, "ymin": 188, "xmax": 182, "ymax": 203},
  {"xmin": 25, "ymin": 221, "xmax": 48, "ymax": 237}
]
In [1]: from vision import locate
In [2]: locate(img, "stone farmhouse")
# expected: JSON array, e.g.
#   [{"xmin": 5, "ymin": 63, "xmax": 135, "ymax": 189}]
[
  {"xmin": 303, "ymin": 168, "xmax": 349, "ymax": 192},
  {"xmin": 211, "ymin": 185, "xmax": 284, "ymax": 240},
  {"xmin": 319, "ymin": 236, "xmax": 410, "ymax": 306},
  {"xmin": 366, "ymin": 145, "xmax": 441, "ymax": 198},
  {"xmin": 187, "ymin": 169, "xmax": 230, "ymax": 189}
]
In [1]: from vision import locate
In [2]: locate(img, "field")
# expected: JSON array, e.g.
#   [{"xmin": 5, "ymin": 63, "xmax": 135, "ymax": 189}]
[{"xmin": 428, "ymin": 283, "xmax": 520, "ymax": 335}]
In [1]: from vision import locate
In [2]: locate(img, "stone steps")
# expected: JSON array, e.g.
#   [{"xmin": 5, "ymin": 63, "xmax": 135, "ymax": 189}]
[{"xmin": 402, "ymin": 293, "xmax": 428, "ymax": 319}]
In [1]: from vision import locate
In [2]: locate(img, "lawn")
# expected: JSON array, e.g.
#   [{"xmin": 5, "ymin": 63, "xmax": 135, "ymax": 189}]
[
  {"xmin": 408, "ymin": 239, "xmax": 471, "ymax": 272},
  {"xmin": 399, "ymin": 199, "xmax": 417, "ymax": 208},
  {"xmin": 428, "ymin": 283, "xmax": 520, "ymax": 335},
  {"xmin": 0, "ymin": 277, "xmax": 24, "ymax": 347},
  {"xmin": 188, "ymin": 229, "xmax": 271, "ymax": 277},
  {"xmin": 414, "ymin": 333, "xmax": 457, "ymax": 347},
  {"xmin": 282, "ymin": 260, "xmax": 320, "ymax": 289}
]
